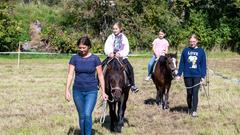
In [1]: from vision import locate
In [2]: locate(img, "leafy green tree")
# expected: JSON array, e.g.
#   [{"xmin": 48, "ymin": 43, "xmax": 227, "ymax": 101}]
[
  {"xmin": 0, "ymin": 3, "xmax": 22, "ymax": 52},
  {"xmin": 6, "ymin": 0, "xmax": 240, "ymax": 53}
]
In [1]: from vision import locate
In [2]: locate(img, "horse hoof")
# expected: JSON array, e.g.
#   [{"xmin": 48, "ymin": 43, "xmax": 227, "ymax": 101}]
[
  {"xmin": 110, "ymin": 125, "xmax": 115, "ymax": 132},
  {"xmin": 119, "ymin": 120, "xmax": 124, "ymax": 127},
  {"xmin": 110, "ymin": 128, "xmax": 115, "ymax": 132},
  {"xmin": 156, "ymin": 102, "xmax": 161, "ymax": 106},
  {"xmin": 116, "ymin": 126, "xmax": 122, "ymax": 133},
  {"xmin": 164, "ymin": 107, "xmax": 170, "ymax": 111}
]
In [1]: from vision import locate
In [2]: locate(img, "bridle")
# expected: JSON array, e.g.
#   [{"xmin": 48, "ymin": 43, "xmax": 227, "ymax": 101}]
[
  {"xmin": 106, "ymin": 56, "xmax": 125, "ymax": 102},
  {"xmin": 167, "ymin": 57, "xmax": 178, "ymax": 78}
]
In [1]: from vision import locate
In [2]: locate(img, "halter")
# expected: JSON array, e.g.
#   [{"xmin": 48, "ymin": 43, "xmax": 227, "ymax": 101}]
[
  {"xmin": 106, "ymin": 56, "xmax": 128, "ymax": 85},
  {"xmin": 167, "ymin": 56, "xmax": 178, "ymax": 78},
  {"xmin": 105, "ymin": 56, "xmax": 126, "ymax": 102}
]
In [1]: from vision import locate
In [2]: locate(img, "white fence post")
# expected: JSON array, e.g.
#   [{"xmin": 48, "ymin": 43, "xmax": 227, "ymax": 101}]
[{"xmin": 17, "ymin": 43, "xmax": 21, "ymax": 69}]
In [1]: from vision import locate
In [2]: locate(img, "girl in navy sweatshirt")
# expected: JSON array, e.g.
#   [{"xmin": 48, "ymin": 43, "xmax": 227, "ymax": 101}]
[{"xmin": 176, "ymin": 34, "xmax": 207, "ymax": 117}]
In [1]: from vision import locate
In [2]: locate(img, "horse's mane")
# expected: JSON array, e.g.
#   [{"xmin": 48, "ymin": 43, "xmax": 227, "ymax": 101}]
[
  {"xmin": 107, "ymin": 58, "xmax": 122, "ymax": 71},
  {"xmin": 157, "ymin": 56, "xmax": 168, "ymax": 69},
  {"xmin": 157, "ymin": 53, "xmax": 176, "ymax": 71},
  {"xmin": 166, "ymin": 53, "xmax": 177, "ymax": 59}
]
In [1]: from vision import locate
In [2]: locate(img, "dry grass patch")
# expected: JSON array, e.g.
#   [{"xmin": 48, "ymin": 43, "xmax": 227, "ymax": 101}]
[{"xmin": 0, "ymin": 55, "xmax": 240, "ymax": 135}]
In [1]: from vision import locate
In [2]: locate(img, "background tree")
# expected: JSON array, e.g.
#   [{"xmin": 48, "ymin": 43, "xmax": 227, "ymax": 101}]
[
  {"xmin": 1, "ymin": 0, "xmax": 240, "ymax": 53},
  {"xmin": 0, "ymin": 3, "xmax": 22, "ymax": 52}
]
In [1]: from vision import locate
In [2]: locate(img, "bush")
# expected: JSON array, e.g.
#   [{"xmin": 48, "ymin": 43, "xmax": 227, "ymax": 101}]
[
  {"xmin": 46, "ymin": 26, "xmax": 79, "ymax": 53},
  {"xmin": 0, "ymin": 3, "xmax": 22, "ymax": 52}
]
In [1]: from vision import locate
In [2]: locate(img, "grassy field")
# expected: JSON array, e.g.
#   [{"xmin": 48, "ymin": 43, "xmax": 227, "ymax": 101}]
[{"xmin": 0, "ymin": 53, "xmax": 240, "ymax": 135}]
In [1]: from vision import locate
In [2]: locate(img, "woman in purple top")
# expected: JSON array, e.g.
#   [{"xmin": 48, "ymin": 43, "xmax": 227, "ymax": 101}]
[{"xmin": 65, "ymin": 36, "xmax": 108, "ymax": 135}]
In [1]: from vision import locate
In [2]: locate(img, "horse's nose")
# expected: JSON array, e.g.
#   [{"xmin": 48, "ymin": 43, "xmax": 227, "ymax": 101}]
[
  {"xmin": 174, "ymin": 70, "xmax": 178, "ymax": 75},
  {"xmin": 111, "ymin": 88, "xmax": 122, "ymax": 101},
  {"xmin": 172, "ymin": 69, "xmax": 178, "ymax": 77}
]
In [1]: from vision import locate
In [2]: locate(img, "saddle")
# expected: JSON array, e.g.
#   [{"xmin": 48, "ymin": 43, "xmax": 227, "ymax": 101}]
[
  {"xmin": 152, "ymin": 58, "xmax": 158, "ymax": 74},
  {"xmin": 152, "ymin": 56, "xmax": 167, "ymax": 74}
]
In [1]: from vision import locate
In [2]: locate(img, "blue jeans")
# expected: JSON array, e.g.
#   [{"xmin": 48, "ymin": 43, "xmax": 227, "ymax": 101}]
[
  {"xmin": 147, "ymin": 55, "xmax": 157, "ymax": 76},
  {"xmin": 73, "ymin": 89, "xmax": 98, "ymax": 135}
]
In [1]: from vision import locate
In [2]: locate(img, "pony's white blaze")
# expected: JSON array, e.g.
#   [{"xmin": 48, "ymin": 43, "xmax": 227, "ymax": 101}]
[
  {"xmin": 172, "ymin": 58, "xmax": 178, "ymax": 75},
  {"xmin": 172, "ymin": 58, "xmax": 177, "ymax": 68}
]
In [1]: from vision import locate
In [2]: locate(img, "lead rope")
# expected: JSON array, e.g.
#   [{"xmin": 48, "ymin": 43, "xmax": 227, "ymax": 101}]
[
  {"xmin": 175, "ymin": 80, "xmax": 210, "ymax": 108},
  {"xmin": 100, "ymin": 98, "xmax": 114, "ymax": 124},
  {"xmin": 201, "ymin": 84, "xmax": 210, "ymax": 108},
  {"xmin": 100, "ymin": 100, "xmax": 107, "ymax": 124},
  {"xmin": 185, "ymin": 82, "xmax": 202, "ymax": 89}
]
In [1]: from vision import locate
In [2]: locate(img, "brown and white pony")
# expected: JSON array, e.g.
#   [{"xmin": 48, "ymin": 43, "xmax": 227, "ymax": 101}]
[{"xmin": 152, "ymin": 53, "xmax": 178, "ymax": 109}]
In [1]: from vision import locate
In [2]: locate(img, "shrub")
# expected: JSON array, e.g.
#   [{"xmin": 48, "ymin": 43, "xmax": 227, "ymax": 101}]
[
  {"xmin": 184, "ymin": 10, "xmax": 215, "ymax": 49},
  {"xmin": 0, "ymin": 3, "xmax": 22, "ymax": 52}
]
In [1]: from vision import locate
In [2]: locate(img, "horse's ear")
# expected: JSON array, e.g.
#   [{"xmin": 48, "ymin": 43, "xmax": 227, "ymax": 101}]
[
  {"xmin": 165, "ymin": 53, "xmax": 169, "ymax": 58},
  {"xmin": 175, "ymin": 52, "xmax": 177, "ymax": 58},
  {"xmin": 107, "ymin": 65, "xmax": 112, "ymax": 70},
  {"xmin": 121, "ymin": 65, "xmax": 126, "ymax": 72}
]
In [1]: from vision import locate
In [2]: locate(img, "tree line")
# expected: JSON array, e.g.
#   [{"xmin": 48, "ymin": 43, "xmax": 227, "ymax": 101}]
[{"xmin": 0, "ymin": 0, "xmax": 239, "ymax": 53}]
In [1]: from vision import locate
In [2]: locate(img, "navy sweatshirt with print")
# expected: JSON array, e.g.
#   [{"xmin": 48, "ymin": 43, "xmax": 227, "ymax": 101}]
[{"xmin": 177, "ymin": 47, "xmax": 207, "ymax": 78}]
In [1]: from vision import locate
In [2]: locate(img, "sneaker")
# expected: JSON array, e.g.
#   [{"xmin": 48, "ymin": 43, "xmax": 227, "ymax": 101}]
[
  {"xmin": 192, "ymin": 111, "xmax": 198, "ymax": 117},
  {"xmin": 131, "ymin": 85, "xmax": 139, "ymax": 93},
  {"xmin": 145, "ymin": 76, "xmax": 151, "ymax": 81}
]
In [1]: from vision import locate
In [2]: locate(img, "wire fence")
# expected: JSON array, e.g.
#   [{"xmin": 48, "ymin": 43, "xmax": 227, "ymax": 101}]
[
  {"xmin": 0, "ymin": 52, "xmax": 59, "ymax": 55},
  {"xmin": 0, "ymin": 51, "xmax": 150, "ymax": 56},
  {"xmin": 0, "ymin": 51, "xmax": 151, "ymax": 69}
]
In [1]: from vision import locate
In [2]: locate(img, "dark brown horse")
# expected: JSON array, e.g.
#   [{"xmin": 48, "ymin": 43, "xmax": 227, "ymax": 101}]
[
  {"xmin": 152, "ymin": 53, "xmax": 178, "ymax": 109},
  {"xmin": 104, "ymin": 57, "xmax": 130, "ymax": 132}
]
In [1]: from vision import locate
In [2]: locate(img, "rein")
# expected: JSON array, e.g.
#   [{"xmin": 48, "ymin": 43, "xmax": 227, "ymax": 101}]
[{"xmin": 107, "ymin": 57, "xmax": 124, "ymax": 67}]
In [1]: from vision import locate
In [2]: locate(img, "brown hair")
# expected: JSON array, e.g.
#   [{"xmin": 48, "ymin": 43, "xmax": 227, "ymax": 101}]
[
  {"xmin": 77, "ymin": 36, "xmax": 92, "ymax": 48},
  {"xmin": 189, "ymin": 34, "xmax": 199, "ymax": 41},
  {"xmin": 159, "ymin": 29, "xmax": 166, "ymax": 34},
  {"xmin": 113, "ymin": 21, "xmax": 123, "ymax": 32}
]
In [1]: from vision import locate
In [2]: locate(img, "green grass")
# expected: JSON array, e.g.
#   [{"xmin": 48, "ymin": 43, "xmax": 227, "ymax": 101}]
[
  {"xmin": 0, "ymin": 55, "xmax": 240, "ymax": 135},
  {"xmin": 0, "ymin": 53, "xmax": 72, "ymax": 59}
]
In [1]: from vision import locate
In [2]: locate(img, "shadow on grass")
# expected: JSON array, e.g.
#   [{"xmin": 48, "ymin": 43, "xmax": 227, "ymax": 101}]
[
  {"xmin": 67, "ymin": 126, "xmax": 102, "ymax": 135},
  {"xmin": 144, "ymin": 98, "xmax": 156, "ymax": 105},
  {"xmin": 170, "ymin": 105, "xmax": 188, "ymax": 114},
  {"xmin": 94, "ymin": 115, "xmax": 135, "ymax": 133},
  {"xmin": 144, "ymin": 98, "xmax": 189, "ymax": 114}
]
